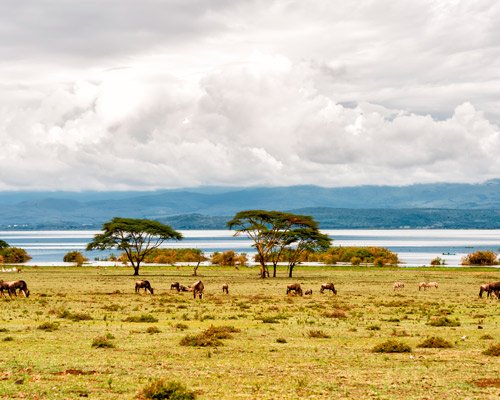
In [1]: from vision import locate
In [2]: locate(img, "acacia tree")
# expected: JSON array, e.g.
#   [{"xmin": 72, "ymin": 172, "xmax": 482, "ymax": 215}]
[
  {"xmin": 283, "ymin": 228, "xmax": 332, "ymax": 277},
  {"xmin": 86, "ymin": 217, "xmax": 182, "ymax": 276},
  {"xmin": 227, "ymin": 210, "xmax": 318, "ymax": 278}
]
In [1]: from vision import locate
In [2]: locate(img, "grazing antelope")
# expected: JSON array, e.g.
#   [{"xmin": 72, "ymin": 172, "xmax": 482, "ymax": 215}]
[
  {"xmin": 222, "ymin": 283, "xmax": 229, "ymax": 294},
  {"xmin": 191, "ymin": 280, "xmax": 204, "ymax": 299},
  {"xmin": 479, "ymin": 281, "xmax": 500, "ymax": 298},
  {"xmin": 393, "ymin": 282, "xmax": 405, "ymax": 290},
  {"xmin": 286, "ymin": 283, "xmax": 303, "ymax": 296},
  {"xmin": 320, "ymin": 283, "xmax": 337, "ymax": 295},
  {"xmin": 1, "ymin": 280, "xmax": 30, "ymax": 298},
  {"xmin": 135, "ymin": 280, "xmax": 154, "ymax": 295},
  {"xmin": 419, "ymin": 282, "xmax": 438, "ymax": 291}
]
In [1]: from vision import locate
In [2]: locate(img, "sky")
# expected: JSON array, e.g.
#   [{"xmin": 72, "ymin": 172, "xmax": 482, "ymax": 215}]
[{"xmin": 0, "ymin": 0, "xmax": 499, "ymax": 191}]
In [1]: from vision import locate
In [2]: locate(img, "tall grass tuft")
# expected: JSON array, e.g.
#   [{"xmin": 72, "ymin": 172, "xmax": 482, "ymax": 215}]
[{"xmin": 417, "ymin": 336, "xmax": 453, "ymax": 348}]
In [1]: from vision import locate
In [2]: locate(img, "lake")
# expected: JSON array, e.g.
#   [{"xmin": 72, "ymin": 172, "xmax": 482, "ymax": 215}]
[{"xmin": 0, "ymin": 229, "xmax": 499, "ymax": 267}]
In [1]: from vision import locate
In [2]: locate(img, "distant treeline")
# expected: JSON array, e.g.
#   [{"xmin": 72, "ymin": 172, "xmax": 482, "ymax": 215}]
[{"xmin": 2, "ymin": 208, "xmax": 499, "ymax": 230}]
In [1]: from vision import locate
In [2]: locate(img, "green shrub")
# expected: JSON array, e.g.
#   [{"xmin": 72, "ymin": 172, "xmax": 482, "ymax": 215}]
[
  {"xmin": 322, "ymin": 309, "xmax": 347, "ymax": 319},
  {"xmin": 307, "ymin": 330, "xmax": 331, "ymax": 338},
  {"xmin": 180, "ymin": 325, "xmax": 240, "ymax": 347},
  {"xmin": 0, "ymin": 247, "xmax": 31, "ymax": 263},
  {"xmin": 427, "ymin": 317, "xmax": 460, "ymax": 327},
  {"xmin": 461, "ymin": 251, "xmax": 498, "ymax": 266},
  {"xmin": 417, "ymin": 336, "xmax": 453, "ymax": 348},
  {"xmin": 124, "ymin": 314, "xmax": 159, "ymax": 323},
  {"xmin": 430, "ymin": 257, "xmax": 445, "ymax": 266},
  {"xmin": 373, "ymin": 340, "xmax": 412, "ymax": 353},
  {"xmin": 3, "ymin": 336, "xmax": 14, "ymax": 342},
  {"xmin": 146, "ymin": 326, "xmax": 161, "ymax": 334},
  {"xmin": 480, "ymin": 334, "xmax": 494, "ymax": 340},
  {"xmin": 174, "ymin": 323, "xmax": 189, "ymax": 331},
  {"xmin": 91, "ymin": 336, "xmax": 115, "ymax": 349},
  {"xmin": 482, "ymin": 343, "xmax": 500, "ymax": 356},
  {"xmin": 137, "ymin": 379, "xmax": 196, "ymax": 400},
  {"xmin": 63, "ymin": 251, "xmax": 88, "ymax": 266},
  {"xmin": 37, "ymin": 322, "xmax": 59, "ymax": 332},
  {"xmin": 367, "ymin": 324, "xmax": 381, "ymax": 331}
]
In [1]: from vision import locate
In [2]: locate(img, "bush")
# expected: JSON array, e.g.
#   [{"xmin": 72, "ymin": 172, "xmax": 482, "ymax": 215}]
[
  {"xmin": 480, "ymin": 334, "xmax": 494, "ymax": 340},
  {"xmin": 63, "ymin": 251, "xmax": 88, "ymax": 266},
  {"xmin": 180, "ymin": 325, "xmax": 240, "ymax": 347},
  {"xmin": 0, "ymin": 247, "xmax": 31, "ymax": 263},
  {"xmin": 137, "ymin": 379, "xmax": 196, "ymax": 400},
  {"xmin": 427, "ymin": 317, "xmax": 460, "ymax": 327},
  {"xmin": 124, "ymin": 314, "xmax": 159, "ymax": 323},
  {"xmin": 373, "ymin": 340, "xmax": 412, "ymax": 353},
  {"xmin": 417, "ymin": 336, "xmax": 453, "ymax": 348},
  {"xmin": 322, "ymin": 309, "xmax": 347, "ymax": 319},
  {"xmin": 276, "ymin": 337, "xmax": 287, "ymax": 343},
  {"xmin": 57, "ymin": 309, "xmax": 93, "ymax": 321},
  {"xmin": 482, "ymin": 343, "xmax": 500, "ymax": 356},
  {"xmin": 37, "ymin": 322, "xmax": 59, "ymax": 332},
  {"xmin": 307, "ymin": 330, "xmax": 331, "ymax": 338},
  {"xmin": 146, "ymin": 326, "xmax": 161, "ymax": 334},
  {"xmin": 430, "ymin": 257, "xmax": 445, "ymax": 266},
  {"xmin": 91, "ymin": 335, "xmax": 115, "ymax": 348},
  {"xmin": 461, "ymin": 251, "xmax": 498, "ymax": 266}
]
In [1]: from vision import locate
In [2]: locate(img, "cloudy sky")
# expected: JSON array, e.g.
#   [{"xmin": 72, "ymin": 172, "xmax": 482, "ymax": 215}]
[{"xmin": 1, "ymin": 0, "xmax": 499, "ymax": 191}]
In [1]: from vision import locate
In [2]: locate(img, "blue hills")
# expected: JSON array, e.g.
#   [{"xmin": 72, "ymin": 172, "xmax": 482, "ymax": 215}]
[{"xmin": 0, "ymin": 180, "xmax": 499, "ymax": 229}]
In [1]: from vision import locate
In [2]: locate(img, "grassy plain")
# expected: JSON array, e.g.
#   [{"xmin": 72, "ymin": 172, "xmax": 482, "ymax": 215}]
[{"xmin": 0, "ymin": 265, "xmax": 499, "ymax": 399}]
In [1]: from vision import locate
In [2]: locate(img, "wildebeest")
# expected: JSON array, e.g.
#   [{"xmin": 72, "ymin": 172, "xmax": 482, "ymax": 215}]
[
  {"xmin": 393, "ymin": 282, "xmax": 405, "ymax": 290},
  {"xmin": 170, "ymin": 282, "xmax": 180, "ymax": 291},
  {"xmin": 135, "ymin": 280, "xmax": 154, "ymax": 295},
  {"xmin": 286, "ymin": 283, "xmax": 303, "ymax": 296},
  {"xmin": 320, "ymin": 283, "xmax": 337, "ymax": 295},
  {"xmin": 222, "ymin": 283, "xmax": 229, "ymax": 294},
  {"xmin": 419, "ymin": 281, "xmax": 438, "ymax": 291},
  {"xmin": 479, "ymin": 281, "xmax": 500, "ymax": 298},
  {"xmin": 1, "ymin": 280, "xmax": 30, "ymax": 298},
  {"xmin": 191, "ymin": 280, "xmax": 204, "ymax": 299},
  {"xmin": 304, "ymin": 289, "xmax": 312, "ymax": 295}
]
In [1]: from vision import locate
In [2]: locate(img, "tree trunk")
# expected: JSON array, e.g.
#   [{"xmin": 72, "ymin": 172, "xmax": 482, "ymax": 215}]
[
  {"xmin": 193, "ymin": 261, "xmax": 200, "ymax": 276},
  {"xmin": 273, "ymin": 263, "xmax": 277, "ymax": 278},
  {"xmin": 133, "ymin": 263, "xmax": 140, "ymax": 276},
  {"xmin": 288, "ymin": 264, "xmax": 295, "ymax": 278}
]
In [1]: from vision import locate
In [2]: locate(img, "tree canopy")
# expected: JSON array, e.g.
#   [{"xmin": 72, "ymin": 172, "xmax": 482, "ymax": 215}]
[
  {"xmin": 227, "ymin": 210, "xmax": 322, "ymax": 278},
  {"xmin": 86, "ymin": 217, "xmax": 182, "ymax": 275}
]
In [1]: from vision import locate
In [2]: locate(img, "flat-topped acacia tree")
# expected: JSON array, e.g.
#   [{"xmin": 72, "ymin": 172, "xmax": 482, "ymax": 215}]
[
  {"xmin": 86, "ymin": 217, "xmax": 183, "ymax": 276},
  {"xmin": 227, "ymin": 210, "xmax": 318, "ymax": 278}
]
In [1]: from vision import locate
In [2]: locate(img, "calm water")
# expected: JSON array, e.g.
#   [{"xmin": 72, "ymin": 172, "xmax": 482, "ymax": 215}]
[{"xmin": 0, "ymin": 229, "xmax": 499, "ymax": 267}]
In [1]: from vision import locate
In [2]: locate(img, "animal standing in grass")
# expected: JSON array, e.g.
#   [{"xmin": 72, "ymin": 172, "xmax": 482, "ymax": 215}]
[
  {"xmin": 304, "ymin": 289, "xmax": 312, "ymax": 295},
  {"xmin": 393, "ymin": 282, "xmax": 405, "ymax": 290},
  {"xmin": 320, "ymin": 282, "xmax": 337, "ymax": 294},
  {"xmin": 135, "ymin": 280, "xmax": 154, "ymax": 295},
  {"xmin": 479, "ymin": 281, "xmax": 500, "ymax": 298},
  {"xmin": 1, "ymin": 280, "xmax": 30, "ymax": 298},
  {"xmin": 222, "ymin": 283, "xmax": 229, "ymax": 294},
  {"xmin": 170, "ymin": 282, "xmax": 180, "ymax": 291},
  {"xmin": 191, "ymin": 280, "xmax": 204, "ymax": 299},
  {"xmin": 419, "ymin": 282, "xmax": 438, "ymax": 291},
  {"xmin": 286, "ymin": 283, "xmax": 303, "ymax": 296}
]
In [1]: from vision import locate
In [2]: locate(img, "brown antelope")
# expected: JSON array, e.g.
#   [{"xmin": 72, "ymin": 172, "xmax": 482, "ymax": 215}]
[
  {"xmin": 479, "ymin": 281, "xmax": 500, "ymax": 298},
  {"xmin": 320, "ymin": 283, "xmax": 337, "ymax": 295},
  {"xmin": 393, "ymin": 282, "xmax": 405, "ymax": 290},
  {"xmin": 286, "ymin": 283, "xmax": 303, "ymax": 296},
  {"xmin": 191, "ymin": 280, "xmax": 204, "ymax": 299},
  {"xmin": 222, "ymin": 283, "xmax": 229, "ymax": 294},
  {"xmin": 135, "ymin": 280, "xmax": 154, "ymax": 295},
  {"xmin": 1, "ymin": 280, "xmax": 30, "ymax": 298}
]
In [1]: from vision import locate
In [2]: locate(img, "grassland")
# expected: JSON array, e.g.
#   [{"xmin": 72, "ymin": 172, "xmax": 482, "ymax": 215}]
[{"xmin": 0, "ymin": 265, "xmax": 499, "ymax": 399}]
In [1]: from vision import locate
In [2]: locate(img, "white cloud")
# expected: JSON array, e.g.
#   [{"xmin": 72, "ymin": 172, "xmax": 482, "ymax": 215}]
[{"xmin": 0, "ymin": 0, "xmax": 499, "ymax": 190}]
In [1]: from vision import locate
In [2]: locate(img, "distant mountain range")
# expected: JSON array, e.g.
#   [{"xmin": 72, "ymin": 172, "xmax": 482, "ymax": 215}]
[{"xmin": 0, "ymin": 180, "xmax": 499, "ymax": 229}]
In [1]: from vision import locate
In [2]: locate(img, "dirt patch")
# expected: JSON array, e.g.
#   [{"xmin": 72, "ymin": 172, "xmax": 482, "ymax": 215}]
[{"xmin": 472, "ymin": 378, "xmax": 500, "ymax": 388}]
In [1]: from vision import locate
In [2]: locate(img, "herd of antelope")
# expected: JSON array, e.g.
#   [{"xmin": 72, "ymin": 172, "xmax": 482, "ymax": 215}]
[{"xmin": 1, "ymin": 277, "xmax": 499, "ymax": 300}]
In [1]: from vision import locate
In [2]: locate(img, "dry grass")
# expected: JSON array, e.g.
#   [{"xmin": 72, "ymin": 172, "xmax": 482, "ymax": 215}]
[{"xmin": 0, "ymin": 265, "xmax": 498, "ymax": 399}]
